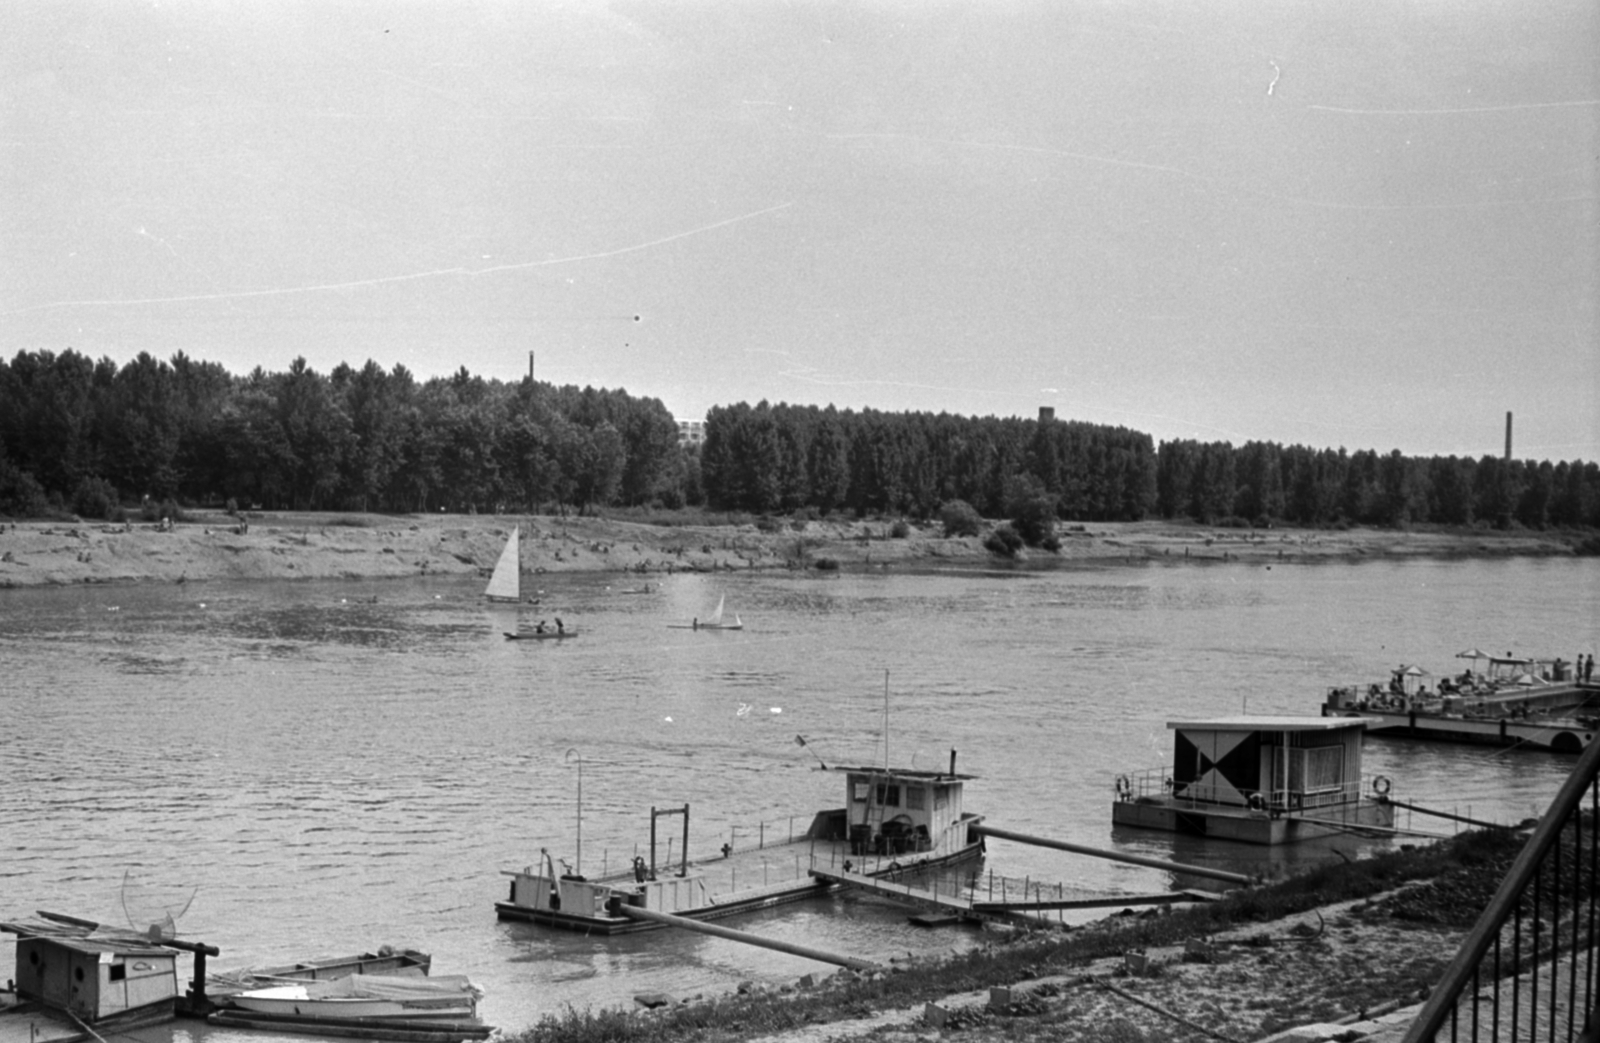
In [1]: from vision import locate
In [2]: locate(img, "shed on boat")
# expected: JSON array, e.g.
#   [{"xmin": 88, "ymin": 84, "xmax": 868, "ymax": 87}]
[
  {"xmin": 823, "ymin": 763, "xmax": 975, "ymax": 859},
  {"xmin": 10, "ymin": 933, "xmax": 179, "ymax": 1026},
  {"xmin": 1112, "ymin": 716, "xmax": 1393, "ymax": 844}
]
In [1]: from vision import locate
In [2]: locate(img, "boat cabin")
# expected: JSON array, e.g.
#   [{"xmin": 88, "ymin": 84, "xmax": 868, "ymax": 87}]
[
  {"xmin": 1167, "ymin": 716, "xmax": 1368, "ymax": 812},
  {"xmin": 823, "ymin": 764, "xmax": 974, "ymax": 859},
  {"xmin": 1112, "ymin": 716, "xmax": 1391, "ymax": 844},
  {"xmin": 10, "ymin": 933, "xmax": 179, "ymax": 1024}
]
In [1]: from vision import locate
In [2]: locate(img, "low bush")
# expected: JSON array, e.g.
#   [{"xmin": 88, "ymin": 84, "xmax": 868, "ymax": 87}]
[
  {"xmin": 70, "ymin": 476, "xmax": 120, "ymax": 521},
  {"xmin": 984, "ymin": 524, "xmax": 1023, "ymax": 557},
  {"xmin": 938, "ymin": 499, "xmax": 983, "ymax": 538},
  {"xmin": 140, "ymin": 498, "xmax": 186, "ymax": 523}
]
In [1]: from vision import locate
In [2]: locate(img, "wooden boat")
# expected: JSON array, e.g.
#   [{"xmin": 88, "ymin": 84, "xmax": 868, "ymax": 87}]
[
  {"xmin": 483, "ymin": 528, "xmax": 521, "ymax": 602},
  {"xmin": 1111, "ymin": 716, "xmax": 1395, "ymax": 844},
  {"xmin": 667, "ymin": 595, "xmax": 743, "ymax": 631},
  {"xmin": 504, "ymin": 629, "xmax": 577, "ymax": 641},
  {"xmin": 219, "ymin": 947, "xmax": 431, "ymax": 985},
  {"xmin": 1322, "ymin": 652, "xmax": 1600, "ymax": 753},
  {"xmin": 496, "ymin": 753, "xmax": 986, "ymax": 934},
  {"xmin": 228, "ymin": 974, "xmax": 481, "ymax": 1020}
]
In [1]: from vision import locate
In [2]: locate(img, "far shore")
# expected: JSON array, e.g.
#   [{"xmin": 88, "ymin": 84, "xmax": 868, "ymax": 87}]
[{"xmin": 0, "ymin": 510, "xmax": 1587, "ymax": 591}]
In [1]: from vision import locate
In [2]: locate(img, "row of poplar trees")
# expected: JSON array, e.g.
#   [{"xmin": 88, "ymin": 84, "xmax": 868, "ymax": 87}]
[{"xmin": 2, "ymin": 349, "xmax": 1597, "ymax": 530}]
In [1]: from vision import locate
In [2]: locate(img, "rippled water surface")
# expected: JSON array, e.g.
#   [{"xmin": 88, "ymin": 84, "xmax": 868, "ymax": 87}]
[{"xmin": 3, "ymin": 555, "xmax": 1597, "ymax": 1034}]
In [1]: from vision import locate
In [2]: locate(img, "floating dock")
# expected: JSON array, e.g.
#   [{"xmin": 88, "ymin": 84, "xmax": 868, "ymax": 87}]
[{"xmin": 1112, "ymin": 716, "xmax": 1395, "ymax": 844}]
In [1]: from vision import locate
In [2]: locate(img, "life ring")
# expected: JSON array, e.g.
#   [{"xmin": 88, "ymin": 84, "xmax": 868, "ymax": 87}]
[
  {"xmin": 1372, "ymin": 774, "xmax": 1392, "ymax": 797},
  {"xmin": 1246, "ymin": 792, "xmax": 1265, "ymax": 812},
  {"xmin": 1114, "ymin": 774, "xmax": 1132, "ymax": 798}
]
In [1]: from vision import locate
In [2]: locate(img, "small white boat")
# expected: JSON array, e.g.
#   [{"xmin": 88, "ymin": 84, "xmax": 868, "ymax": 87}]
[
  {"xmin": 483, "ymin": 529, "xmax": 521, "ymax": 603},
  {"xmin": 229, "ymin": 974, "xmax": 481, "ymax": 1020},
  {"xmin": 668, "ymin": 595, "xmax": 742, "ymax": 630}
]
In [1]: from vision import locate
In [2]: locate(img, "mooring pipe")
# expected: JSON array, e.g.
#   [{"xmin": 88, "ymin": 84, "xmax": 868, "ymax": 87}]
[
  {"xmin": 972, "ymin": 824, "xmax": 1253, "ymax": 887},
  {"xmin": 1378, "ymin": 798, "xmax": 1509, "ymax": 831},
  {"xmin": 612, "ymin": 905, "xmax": 882, "ymax": 972}
]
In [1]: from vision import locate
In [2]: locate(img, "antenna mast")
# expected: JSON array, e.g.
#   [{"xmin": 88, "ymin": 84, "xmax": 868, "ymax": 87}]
[{"xmin": 883, "ymin": 670, "xmax": 890, "ymax": 771}]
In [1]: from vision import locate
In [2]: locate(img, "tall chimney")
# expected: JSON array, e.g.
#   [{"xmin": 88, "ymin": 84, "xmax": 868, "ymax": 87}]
[
  {"xmin": 529, "ymin": 351, "xmax": 535, "ymax": 382},
  {"xmin": 1505, "ymin": 411, "xmax": 1513, "ymax": 461}
]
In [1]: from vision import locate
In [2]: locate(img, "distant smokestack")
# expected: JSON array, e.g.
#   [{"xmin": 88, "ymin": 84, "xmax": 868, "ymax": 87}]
[
  {"xmin": 1039, "ymin": 406, "xmax": 1055, "ymax": 424},
  {"xmin": 529, "ymin": 351, "xmax": 535, "ymax": 382},
  {"xmin": 1505, "ymin": 411, "xmax": 1513, "ymax": 461}
]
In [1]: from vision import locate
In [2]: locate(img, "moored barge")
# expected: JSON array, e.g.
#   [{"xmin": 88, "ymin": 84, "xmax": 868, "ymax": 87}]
[
  {"xmin": 1322, "ymin": 653, "xmax": 1600, "ymax": 753},
  {"xmin": 496, "ymin": 756, "xmax": 986, "ymax": 934}
]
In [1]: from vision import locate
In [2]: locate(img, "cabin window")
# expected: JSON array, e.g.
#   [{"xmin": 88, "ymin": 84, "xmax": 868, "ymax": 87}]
[
  {"xmin": 75, "ymin": 966, "xmax": 85, "ymax": 982},
  {"xmin": 1286, "ymin": 744, "xmax": 1344, "ymax": 794},
  {"xmin": 109, "ymin": 964, "xmax": 127, "ymax": 982},
  {"xmin": 852, "ymin": 782, "xmax": 870, "ymax": 802},
  {"xmin": 905, "ymin": 786, "xmax": 925, "ymax": 811},
  {"xmin": 875, "ymin": 784, "xmax": 900, "ymax": 807},
  {"xmin": 934, "ymin": 786, "xmax": 949, "ymax": 810}
]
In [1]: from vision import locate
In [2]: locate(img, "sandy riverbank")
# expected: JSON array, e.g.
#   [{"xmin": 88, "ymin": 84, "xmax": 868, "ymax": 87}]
[{"xmin": 0, "ymin": 511, "xmax": 1584, "ymax": 590}]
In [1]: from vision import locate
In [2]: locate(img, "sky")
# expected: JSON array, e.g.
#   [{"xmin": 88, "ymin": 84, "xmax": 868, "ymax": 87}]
[{"xmin": 3, "ymin": 1, "xmax": 1596, "ymax": 462}]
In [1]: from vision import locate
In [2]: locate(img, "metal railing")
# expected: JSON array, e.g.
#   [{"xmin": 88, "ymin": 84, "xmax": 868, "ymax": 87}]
[
  {"xmin": 1115, "ymin": 766, "xmax": 1384, "ymax": 812},
  {"xmin": 1403, "ymin": 732, "xmax": 1600, "ymax": 1042}
]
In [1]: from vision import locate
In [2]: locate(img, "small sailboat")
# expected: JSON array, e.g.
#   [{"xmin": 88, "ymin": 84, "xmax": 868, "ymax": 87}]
[
  {"xmin": 669, "ymin": 595, "xmax": 743, "ymax": 630},
  {"xmin": 484, "ymin": 528, "xmax": 521, "ymax": 602}
]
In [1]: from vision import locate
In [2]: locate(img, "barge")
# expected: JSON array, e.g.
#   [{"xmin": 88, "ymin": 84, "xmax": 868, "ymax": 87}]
[
  {"xmin": 1112, "ymin": 716, "xmax": 1395, "ymax": 845},
  {"xmin": 1322, "ymin": 653, "xmax": 1600, "ymax": 753},
  {"xmin": 496, "ymin": 756, "xmax": 986, "ymax": 934}
]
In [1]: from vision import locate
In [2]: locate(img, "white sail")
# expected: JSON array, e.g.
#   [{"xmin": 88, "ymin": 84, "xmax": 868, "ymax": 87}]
[
  {"xmin": 484, "ymin": 528, "xmax": 520, "ymax": 601},
  {"xmin": 707, "ymin": 594, "xmax": 724, "ymax": 626}
]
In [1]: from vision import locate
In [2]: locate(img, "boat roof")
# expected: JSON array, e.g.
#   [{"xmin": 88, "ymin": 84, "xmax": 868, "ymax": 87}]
[
  {"xmin": 1, "ymin": 915, "xmax": 174, "ymax": 955},
  {"xmin": 824, "ymin": 764, "xmax": 977, "ymax": 781},
  {"xmin": 1, "ymin": 927, "xmax": 171, "ymax": 957},
  {"xmin": 1166, "ymin": 716, "xmax": 1366, "ymax": 732}
]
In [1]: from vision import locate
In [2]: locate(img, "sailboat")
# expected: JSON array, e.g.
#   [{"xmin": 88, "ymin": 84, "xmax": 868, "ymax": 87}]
[
  {"xmin": 669, "ymin": 594, "xmax": 743, "ymax": 631},
  {"xmin": 484, "ymin": 527, "xmax": 521, "ymax": 602}
]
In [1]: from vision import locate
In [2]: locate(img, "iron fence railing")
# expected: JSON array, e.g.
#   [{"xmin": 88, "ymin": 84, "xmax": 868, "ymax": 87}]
[{"xmin": 1403, "ymin": 735, "xmax": 1600, "ymax": 1042}]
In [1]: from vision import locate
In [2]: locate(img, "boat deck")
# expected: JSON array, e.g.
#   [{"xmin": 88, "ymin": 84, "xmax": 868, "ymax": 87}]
[{"xmin": 558, "ymin": 828, "xmax": 981, "ymax": 906}]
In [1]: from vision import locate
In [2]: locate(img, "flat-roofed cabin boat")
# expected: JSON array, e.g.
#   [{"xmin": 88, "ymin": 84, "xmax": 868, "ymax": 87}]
[
  {"xmin": 2, "ymin": 929, "xmax": 180, "ymax": 1037},
  {"xmin": 1111, "ymin": 716, "xmax": 1394, "ymax": 845},
  {"xmin": 496, "ymin": 757, "xmax": 986, "ymax": 934}
]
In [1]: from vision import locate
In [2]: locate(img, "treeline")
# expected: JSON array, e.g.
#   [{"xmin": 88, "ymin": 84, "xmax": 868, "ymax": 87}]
[
  {"xmin": 699, "ymin": 401, "xmax": 1156, "ymax": 520},
  {"xmin": 1, "ymin": 348, "xmax": 1597, "ymax": 532},
  {"xmin": 1155, "ymin": 440, "xmax": 1600, "ymax": 530},
  {"xmin": 0, "ymin": 350, "xmax": 684, "ymax": 516}
]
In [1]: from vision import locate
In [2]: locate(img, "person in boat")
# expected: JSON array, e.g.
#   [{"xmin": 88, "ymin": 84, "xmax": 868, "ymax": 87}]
[
  {"xmin": 555, "ymin": 617, "xmax": 565, "ymax": 634},
  {"xmin": 535, "ymin": 620, "xmax": 547, "ymax": 634},
  {"xmin": 692, "ymin": 617, "xmax": 698, "ymax": 630}
]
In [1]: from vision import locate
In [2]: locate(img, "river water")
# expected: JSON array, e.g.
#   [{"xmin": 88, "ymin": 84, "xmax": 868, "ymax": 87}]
[{"xmin": 2, "ymin": 554, "xmax": 1597, "ymax": 1036}]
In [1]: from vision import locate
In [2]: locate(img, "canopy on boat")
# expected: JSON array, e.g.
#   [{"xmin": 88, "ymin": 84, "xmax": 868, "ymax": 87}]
[
  {"xmin": 301, "ymin": 974, "xmax": 479, "ymax": 1001},
  {"xmin": 1455, "ymin": 648, "xmax": 1491, "ymax": 661}
]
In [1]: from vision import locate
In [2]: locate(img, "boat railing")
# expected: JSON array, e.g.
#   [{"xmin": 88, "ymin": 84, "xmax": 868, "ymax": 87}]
[
  {"xmin": 1114, "ymin": 766, "xmax": 1177, "ymax": 802},
  {"xmin": 1399, "ymin": 718, "xmax": 1600, "ymax": 1042},
  {"xmin": 718, "ymin": 814, "xmax": 814, "ymax": 856},
  {"xmin": 1115, "ymin": 768, "xmax": 1380, "ymax": 813},
  {"xmin": 1261, "ymin": 777, "xmax": 1369, "ymax": 813}
]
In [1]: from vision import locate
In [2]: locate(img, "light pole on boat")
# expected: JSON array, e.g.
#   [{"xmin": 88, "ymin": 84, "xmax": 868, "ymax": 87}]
[{"xmin": 565, "ymin": 747, "xmax": 583, "ymax": 875}]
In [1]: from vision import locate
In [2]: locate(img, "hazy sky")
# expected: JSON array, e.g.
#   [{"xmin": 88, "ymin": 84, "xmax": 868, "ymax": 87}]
[{"xmin": 4, "ymin": 1, "xmax": 1596, "ymax": 461}]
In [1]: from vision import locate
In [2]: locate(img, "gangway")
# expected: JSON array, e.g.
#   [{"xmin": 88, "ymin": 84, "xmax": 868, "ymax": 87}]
[{"xmin": 809, "ymin": 868, "xmax": 1217, "ymax": 930}]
